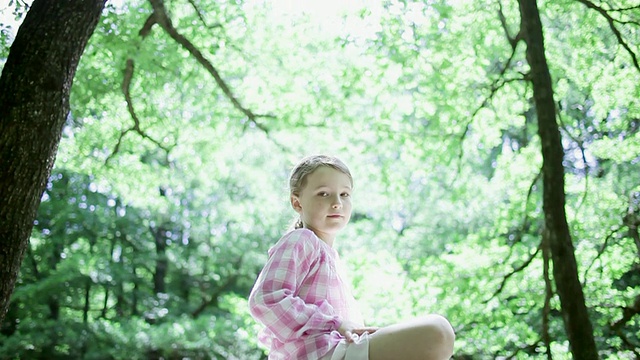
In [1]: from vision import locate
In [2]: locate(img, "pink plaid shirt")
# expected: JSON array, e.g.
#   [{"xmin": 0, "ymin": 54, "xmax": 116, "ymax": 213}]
[{"xmin": 248, "ymin": 228, "xmax": 364, "ymax": 360}]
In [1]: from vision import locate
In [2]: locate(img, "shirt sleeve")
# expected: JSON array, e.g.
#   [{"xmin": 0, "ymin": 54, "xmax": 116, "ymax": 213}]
[{"xmin": 248, "ymin": 229, "xmax": 342, "ymax": 342}]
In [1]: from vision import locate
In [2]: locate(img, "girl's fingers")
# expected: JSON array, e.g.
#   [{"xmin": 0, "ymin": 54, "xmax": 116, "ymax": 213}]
[
  {"xmin": 344, "ymin": 326, "xmax": 380, "ymax": 342},
  {"xmin": 351, "ymin": 327, "xmax": 379, "ymax": 335},
  {"xmin": 345, "ymin": 330, "xmax": 355, "ymax": 343}
]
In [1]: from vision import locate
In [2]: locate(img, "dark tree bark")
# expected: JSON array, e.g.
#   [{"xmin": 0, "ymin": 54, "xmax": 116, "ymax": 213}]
[
  {"xmin": 0, "ymin": 0, "xmax": 106, "ymax": 323},
  {"xmin": 153, "ymin": 225, "xmax": 168, "ymax": 294},
  {"xmin": 517, "ymin": 0, "xmax": 599, "ymax": 358},
  {"xmin": 132, "ymin": 265, "xmax": 140, "ymax": 316}
]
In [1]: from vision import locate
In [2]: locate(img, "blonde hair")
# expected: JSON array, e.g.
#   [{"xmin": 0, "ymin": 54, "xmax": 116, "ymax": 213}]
[{"xmin": 289, "ymin": 155, "xmax": 353, "ymax": 229}]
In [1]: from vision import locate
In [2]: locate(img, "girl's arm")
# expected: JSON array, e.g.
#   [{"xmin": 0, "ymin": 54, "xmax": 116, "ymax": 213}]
[{"xmin": 248, "ymin": 230, "xmax": 341, "ymax": 342}]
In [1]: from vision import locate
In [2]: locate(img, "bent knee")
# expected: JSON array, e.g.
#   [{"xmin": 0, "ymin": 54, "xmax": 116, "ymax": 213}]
[
  {"xmin": 425, "ymin": 314, "xmax": 455, "ymax": 340},
  {"xmin": 421, "ymin": 314, "xmax": 455, "ymax": 359}
]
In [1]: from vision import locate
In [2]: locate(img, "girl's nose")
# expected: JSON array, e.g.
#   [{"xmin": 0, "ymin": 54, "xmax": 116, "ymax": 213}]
[{"xmin": 331, "ymin": 196, "xmax": 342, "ymax": 208}]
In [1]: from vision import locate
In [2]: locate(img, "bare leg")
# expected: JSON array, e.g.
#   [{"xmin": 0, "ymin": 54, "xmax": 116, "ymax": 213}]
[{"xmin": 368, "ymin": 314, "xmax": 455, "ymax": 360}]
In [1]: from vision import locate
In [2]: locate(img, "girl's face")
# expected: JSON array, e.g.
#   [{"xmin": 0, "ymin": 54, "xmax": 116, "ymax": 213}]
[{"xmin": 291, "ymin": 166, "xmax": 352, "ymax": 245}]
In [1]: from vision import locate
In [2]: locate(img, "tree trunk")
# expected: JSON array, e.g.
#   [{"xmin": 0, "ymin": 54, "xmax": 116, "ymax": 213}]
[
  {"xmin": 153, "ymin": 225, "xmax": 168, "ymax": 294},
  {"xmin": 132, "ymin": 265, "xmax": 139, "ymax": 316},
  {"xmin": 83, "ymin": 278, "xmax": 91, "ymax": 323},
  {"xmin": 517, "ymin": 0, "xmax": 599, "ymax": 358},
  {"xmin": 0, "ymin": 0, "xmax": 106, "ymax": 323}
]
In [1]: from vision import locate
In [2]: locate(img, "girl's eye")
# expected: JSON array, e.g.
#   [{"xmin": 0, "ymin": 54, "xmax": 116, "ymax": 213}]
[
  {"xmin": 318, "ymin": 192, "xmax": 328, "ymax": 197},
  {"xmin": 341, "ymin": 193, "xmax": 350, "ymax": 198}
]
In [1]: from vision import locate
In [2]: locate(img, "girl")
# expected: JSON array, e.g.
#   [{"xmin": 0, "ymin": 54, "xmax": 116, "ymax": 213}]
[{"xmin": 248, "ymin": 155, "xmax": 455, "ymax": 360}]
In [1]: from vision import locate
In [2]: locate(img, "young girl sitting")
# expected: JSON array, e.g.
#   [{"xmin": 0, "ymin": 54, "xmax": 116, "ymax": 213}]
[{"xmin": 248, "ymin": 155, "xmax": 455, "ymax": 360}]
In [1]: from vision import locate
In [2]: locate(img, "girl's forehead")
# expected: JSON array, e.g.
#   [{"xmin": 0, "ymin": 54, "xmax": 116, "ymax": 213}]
[{"xmin": 306, "ymin": 166, "xmax": 352, "ymax": 187}]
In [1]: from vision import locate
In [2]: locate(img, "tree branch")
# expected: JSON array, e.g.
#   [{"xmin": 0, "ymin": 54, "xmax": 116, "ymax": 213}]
[
  {"xmin": 541, "ymin": 231, "xmax": 553, "ymax": 360},
  {"xmin": 609, "ymin": 5, "xmax": 640, "ymax": 12},
  {"xmin": 495, "ymin": 169, "xmax": 542, "ymax": 284},
  {"xmin": 520, "ymin": 168, "xmax": 542, "ymax": 236},
  {"xmin": 576, "ymin": 0, "xmax": 640, "ymax": 73},
  {"xmin": 26, "ymin": 245, "xmax": 41, "ymax": 280},
  {"xmin": 500, "ymin": 169, "xmax": 542, "ymax": 256},
  {"xmin": 484, "ymin": 243, "xmax": 541, "ymax": 302},
  {"xmin": 139, "ymin": 12, "xmax": 157, "ymax": 38},
  {"xmin": 186, "ymin": 0, "xmax": 223, "ymax": 29},
  {"xmin": 106, "ymin": 58, "xmax": 173, "ymax": 165},
  {"xmin": 623, "ymin": 193, "xmax": 640, "ymax": 256},
  {"xmin": 612, "ymin": 294, "xmax": 640, "ymax": 331},
  {"xmin": 146, "ymin": 0, "xmax": 274, "ymax": 132},
  {"xmin": 610, "ymin": 293, "xmax": 640, "ymax": 354},
  {"xmin": 582, "ymin": 225, "xmax": 621, "ymax": 285},
  {"xmin": 503, "ymin": 339, "xmax": 543, "ymax": 360},
  {"xmin": 498, "ymin": 0, "xmax": 522, "ymax": 49},
  {"xmin": 454, "ymin": 8, "xmax": 525, "ymax": 176},
  {"xmin": 191, "ymin": 255, "xmax": 244, "ymax": 318},
  {"xmin": 556, "ymin": 108, "xmax": 590, "ymax": 210}
]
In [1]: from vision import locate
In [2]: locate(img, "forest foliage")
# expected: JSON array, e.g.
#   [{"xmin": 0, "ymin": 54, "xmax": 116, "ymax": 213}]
[{"xmin": 1, "ymin": 0, "xmax": 639, "ymax": 358}]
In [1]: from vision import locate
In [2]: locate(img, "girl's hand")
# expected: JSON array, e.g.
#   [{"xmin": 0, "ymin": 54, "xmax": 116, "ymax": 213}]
[{"xmin": 338, "ymin": 321, "xmax": 379, "ymax": 343}]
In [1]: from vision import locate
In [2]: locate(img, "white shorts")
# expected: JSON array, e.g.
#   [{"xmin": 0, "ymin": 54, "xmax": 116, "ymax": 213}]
[{"xmin": 320, "ymin": 333, "xmax": 370, "ymax": 360}]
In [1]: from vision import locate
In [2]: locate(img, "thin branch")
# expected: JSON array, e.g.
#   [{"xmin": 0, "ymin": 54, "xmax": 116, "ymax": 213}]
[
  {"xmin": 504, "ymin": 339, "xmax": 543, "ymax": 360},
  {"xmin": 147, "ymin": 0, "xmax": 274, "ymax": 133},
  {"xmin": 604, "ymin": 3, "xmax": 640, "ymax": 26},
  {"xmin": 612, "ymin": 294, "xmax": 640, "ymax": 331},
  {"xmin": 507, "ymin": 169, "xmax": 541, "ymax": 243},
  {"xmin": 139, "ymin": 12, "xmax": 157, "ymax": 38},
  {"xmin": 498, "ymin": 0, "xmax": 522, "ymax": 49},
  {"xmin": 582, "ymin": 225, "xmax": 621, "ymax": 286},
  {"xmin": 106, "ymin": 128, "xmax": 132, "ymax": 164},
  {"xmin": 526, "ymin": 166, "xmax": 542, "ymax": 194},
  {"xmin": 522, "ymin": 168, "xmax": 542, "ymax": 227},
  {"xmin": 499, "ymin": 169, "xmax": 542, "ymax": 267},
  {"xmin": 541, "ymin": 232, "xmax": 553, "ymax": 360},
  {"xmin": 576, "ymin": 147, "xmax": 589, "ymax": 210},
  {"xmin": 465, "ymin": 0, "xmax": 523, "ymax": 127},
  {"xmin": 556, "ymin": 108, "xmax": 590, "ymax": 210},
  {"xmin": 617, "ymin": 331, "xmax": 640, "ymax": 357},
  {"xmin": 26, "ymin": 245, "xmax": 41, "ymax": 280},
  {"xmin": 610, "ymin": 293, "xmax": 640, "ymax": 355},
  {"xmin": 609, "ymin": 4, "xmax": 640, "ymax": 12},
  {"xmin": 191, "ymin": 255, "xmax": 244, "ymax": 318},
  {"xmin": 576, "ymin": 0, "xmax": 640, "ymax": 73},
  {"xmin": 454, "ymin": 29, "xmax": 524, "ymax": 176},
  {"xmin": 454, "ymin": 77, "xmax": 524, "ymax": 176},
  {"xmin": 106, "ymin": 59, "xmax": 172, "ymax": 165},
  {"xmin": 190, "ymin": 274, "xmax": 237, "ymax": 318},
  {"xmin": 616, "ymin": 19, "xmax": 640, "ymax": 26},
  {"xmin": 484, "ymin": 243, "xmax": 541, "ymax": 302},
  {"xmin": 623, "ymin": 197, "xmax": 640, "ymax": 256},
  {"xmin": 186, "ymin": 0, "xmax": 223, "ymax": 29}
]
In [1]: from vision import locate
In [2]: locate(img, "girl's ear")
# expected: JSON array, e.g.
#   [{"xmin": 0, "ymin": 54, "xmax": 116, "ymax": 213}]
[{"xmin": 290, "ymin": 195, "xmax": 302, "ymax": 214}]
